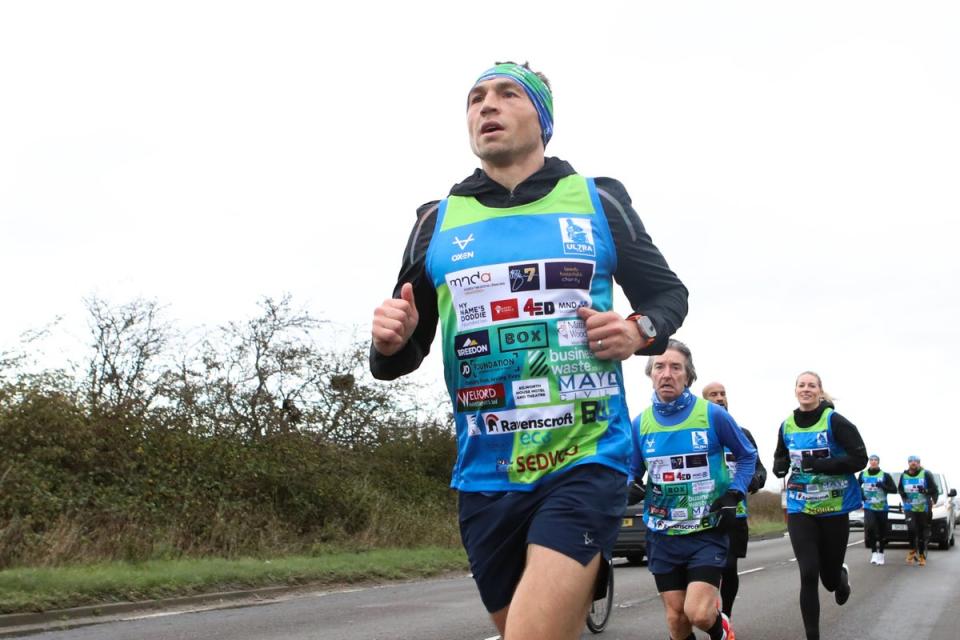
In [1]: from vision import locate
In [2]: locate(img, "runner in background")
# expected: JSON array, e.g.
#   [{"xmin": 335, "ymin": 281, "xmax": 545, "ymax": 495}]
[
  {"xmin": 633, "ymin": 344, "xmax": 757, "ymax": 640},
  {"xmin": 857, "ymin": 454, "xmax": 896, "ymax": 565},
  {"xmin": 702, "ymin": 382, "xmax": 767, "ymax": 618},
  {"xmin": 772, "ymin": 372, "xmax": 867, "ymax": 640},
  {"xmin": 898, "ymin": 454, "xmax": 939, "ymax": 567}
]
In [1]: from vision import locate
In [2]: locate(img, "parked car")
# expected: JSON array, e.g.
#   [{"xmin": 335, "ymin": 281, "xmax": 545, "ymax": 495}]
[
  {"xmin": 851, "ymin": 472, "xmax": 957, "ymax": 550},
  {"xmin": 613, "ymin": 499, "xmax": 647, "ymax": 564}
]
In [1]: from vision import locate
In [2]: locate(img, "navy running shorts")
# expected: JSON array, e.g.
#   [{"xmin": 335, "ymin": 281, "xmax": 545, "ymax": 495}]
[
  {"xmin": 458, "ymin": 463, "xmax": 628, "ymax": 613},
  {"xmin": 647, "ymin": 527, "xmax": 728, "ymax": 591}
]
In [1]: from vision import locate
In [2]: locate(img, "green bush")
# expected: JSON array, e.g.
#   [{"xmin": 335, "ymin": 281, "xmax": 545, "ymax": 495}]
[{"xmin": 0, "ymin": 382, "xmax": 459, "ymax": 568}]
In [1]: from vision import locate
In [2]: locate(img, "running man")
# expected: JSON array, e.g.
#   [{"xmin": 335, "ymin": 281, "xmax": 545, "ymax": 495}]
[
  {"xmin": 701, "ymin": 381, "xmax": 767, "ymax": 618},
  {"xmin": 898, "ymin": 454, "xmax": 939, "ymax": 566},
  {"xmin": 633, "ymin": 342, "xmax": 757, "ymax": 640},
  {"xmin": 857, "ymin": 454, "xmax": 896, "ymax": 565},
  {"xmin": 370, "ymin": 61, "xmax": 688, "ymax": 640}
]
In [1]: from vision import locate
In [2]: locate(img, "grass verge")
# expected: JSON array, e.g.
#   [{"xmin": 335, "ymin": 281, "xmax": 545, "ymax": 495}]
[
  {"xmin": 748, "ymin": 517, "xmax": 788, "ymax": 538},
  {"xmin": 0, "ymin": 547, "xmax": 468, "ymax": 615}
]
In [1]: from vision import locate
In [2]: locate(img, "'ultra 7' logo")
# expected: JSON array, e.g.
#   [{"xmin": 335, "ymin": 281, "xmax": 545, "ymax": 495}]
[{"xmin": 691, "ymin": 431, "xmax": 708, "ymax": 450}]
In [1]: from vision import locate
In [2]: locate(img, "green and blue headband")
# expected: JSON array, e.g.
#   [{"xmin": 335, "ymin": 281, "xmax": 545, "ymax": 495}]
[{"xmin": 471, "ymin": 63, "xmax": 554, "ymax": 147}]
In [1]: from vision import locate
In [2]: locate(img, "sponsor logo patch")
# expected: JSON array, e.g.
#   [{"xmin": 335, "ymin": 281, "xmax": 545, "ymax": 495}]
[
  {"xmin": 514, "ymin": 445, "xmax": 582, "ymax": 474},
  {"xmin": 691, "ymin": 431, "xmax": 709, "ymax": 451},
  {"xmin": 482, "ymin": 405, "xmax": 575, "ymax": 435},
  {"xmin": 509, "ymin": 263, "xmax": 540, "ymax": 292},
  {"xmin": 581, "ymin": 399, "xmax": 613, "ymax": 424},
  {"xmin": 559, "ymin": 217, "xmax": 596, "ymax": 257},
  {"xmin": 498, "ymin": 323, "xmax": 549, "ymax": 352},
  {"xmin": 456, "ymin": 302, "xmax": 489, "ymax": 331},
  {"xmin": 512, "ymin": 378, "xmax": 551, "ymax": 406},
  {"xmin": 556, "ymin": 319, "xmax": 587, "ymax": 346},
  {"xmin": 558, "ymin": 371, "xmax": 620, "ymax": 399},
  {"xmin": 455, "ymin": 330, "xmax": 490, "ymax": 360},
  {"xmin": 545, "ymin": 261, "xmax": 594, "ymax": 290},
  {"xmin": 490, "ymin": 298, "xmax": 520, "ymax": 321},
  {"xmin": 452, "ymin": 234, "xmax": 474, "ymax": 250},
  {"xmin": 692, "ymin": 480, "xmax": 716, "ymax": 495},
  {"xmin": 459, "ymin": 354, "xmax": 521, "ymax": 382},
  {"xmin": 456, "ymin": 383, "xmax": 506, "ymax": 411},
  {"xmin": 451, "ymin": 235, "xmax": 475, "ymax": 262},
  {"xmin": 465, "ymin": 414, "xmax": 482, "ymax": 436}
]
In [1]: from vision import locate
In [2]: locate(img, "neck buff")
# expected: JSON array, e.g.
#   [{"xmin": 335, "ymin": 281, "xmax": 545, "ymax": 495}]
[
  {"xmin": 471, "ymin": 63, "xmax": 554, "ymax": 146},
  {"xmin": 652, "ymin": 388, "xmax": 695, "ymax": 417}
]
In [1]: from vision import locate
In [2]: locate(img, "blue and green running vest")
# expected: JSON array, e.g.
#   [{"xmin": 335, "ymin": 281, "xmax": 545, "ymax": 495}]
[
  {"xmin": 425, "ymin": 175, "xmax": 630, "ymax": 491},
  {"xmin": 861, "ymin": 469, "xmax": 888, "ymax": 512},
  {"xmin": 724, "ymin": 450, "xmax": 748, "ymax": 518},
  {"xmin": 638, "ymin": 398, "xmax": 730, "ymax": 534},
  {"xmin": 781, "ymin": 408, "xmax": 862, "ymax": 516},
  {"xmin": 901, "ymin": 470, "xmax": 929, "ymax": 513}
]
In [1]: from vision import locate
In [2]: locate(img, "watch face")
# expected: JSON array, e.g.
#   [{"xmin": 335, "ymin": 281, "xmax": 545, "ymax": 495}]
[{"xmin": 637, "ymin": 316, "xmax": 656, "ymax": 338}]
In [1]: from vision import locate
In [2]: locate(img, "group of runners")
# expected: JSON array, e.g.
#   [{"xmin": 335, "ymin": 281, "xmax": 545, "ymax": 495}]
[
  {"xmin": 368, "ymin": 60, "xmax": 920, "ymax": 640},
  {"xmin": 859, "ymin": 453, "xmax": 941, "ymax": 567}
]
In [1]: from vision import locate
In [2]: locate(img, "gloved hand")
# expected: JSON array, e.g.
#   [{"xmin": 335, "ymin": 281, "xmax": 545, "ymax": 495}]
[
  {"xmin": 801, "ymin": 455, "xmax": 826, "ymax": 473},
  {"xmin": 709, "ymin": 489, "xmax": 743, "ymax": 530},
  {"xmin": 748, "ymin": 466, "xmax": 768, "ymax": 494}
]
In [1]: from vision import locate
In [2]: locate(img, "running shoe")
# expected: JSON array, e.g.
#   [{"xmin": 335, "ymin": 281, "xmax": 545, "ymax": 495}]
[
  {"xmin": 918, "ymin": 553, "xmax": 926, "ymax": 567},
  {"xmin": 877, "ymin": 551, "xmax": 885, "ymax": 565},
  {"xmin": 870, "ymin": 551, "xmax": 878, "ymax": 565},
  {"xmin": 835, "ymin": 563, "xmax": 851, "ymax": 605},
  {"xmin": 906, "ymin": 549, "xmax": 916, "ymax": 565},
  {"xmin": 720, "ymin": 610, "xmax": 736, "ymax": 640}
]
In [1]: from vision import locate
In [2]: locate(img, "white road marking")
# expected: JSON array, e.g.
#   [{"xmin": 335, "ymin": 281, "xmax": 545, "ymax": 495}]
[
  {"xmin": 122, "ymin": 609, "xmax": 208, "ymax": 621},
  {"xmin": 738, "ymin": 567, "xmax": 764, "ymax": 575}
]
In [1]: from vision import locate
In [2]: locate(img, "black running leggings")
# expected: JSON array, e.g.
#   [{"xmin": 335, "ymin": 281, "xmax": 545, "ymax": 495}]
[
  {"xmin": 720, "ymin": 560, "xmax": 739, "ymax": 617},
  {"xmin": 863, "ymin": 510, "xmax": 888, "ymax": 552},
  {"xmin": 906, "ymin": 511, "xmax": 932, "ymax": 555},
  {"xmin": 787, "ymin": 513, "xmax": 850, "ymax": 640}
]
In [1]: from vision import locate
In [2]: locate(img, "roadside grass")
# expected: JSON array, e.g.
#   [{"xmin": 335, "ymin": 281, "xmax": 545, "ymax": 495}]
[
  {"xmin": 0, "ymin": 547, "xmax": 468, "ymax": 615},
  {"xmin": 748, "ymin": 517, "xmax": 787, "ymax": 537}
]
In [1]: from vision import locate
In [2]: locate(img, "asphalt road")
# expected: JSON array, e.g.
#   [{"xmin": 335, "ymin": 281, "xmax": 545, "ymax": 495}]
[{"xmin": 15, "ymin": 532, "xmax": 960, "ymax": 639}]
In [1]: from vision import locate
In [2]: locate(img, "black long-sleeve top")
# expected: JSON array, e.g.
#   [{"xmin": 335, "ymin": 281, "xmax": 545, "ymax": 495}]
[
  {"xmin": 772, "ymin": 403, "xmax": 868, "ymax": 478},
  {"xmin": 370, "ymin": 157, "xmax": 689, "ymax": 380},
  {"xmin": 898, "ymin": 468, "xmax": 940, "ymax": 507},
  {"xmin": 740, "ymin": 427, "xmax": 768, "ymax": 493}
]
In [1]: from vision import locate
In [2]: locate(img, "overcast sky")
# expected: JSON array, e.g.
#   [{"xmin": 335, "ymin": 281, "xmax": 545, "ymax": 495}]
[{"xmin": 2, "ymin": 2, "xmax": 958, "ymax": 488}]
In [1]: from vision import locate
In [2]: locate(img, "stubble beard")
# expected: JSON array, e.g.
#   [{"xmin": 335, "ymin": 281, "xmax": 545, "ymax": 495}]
[{"xmin": 473, "ymin": 136, "xmax": 540, "ymax": 168}]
